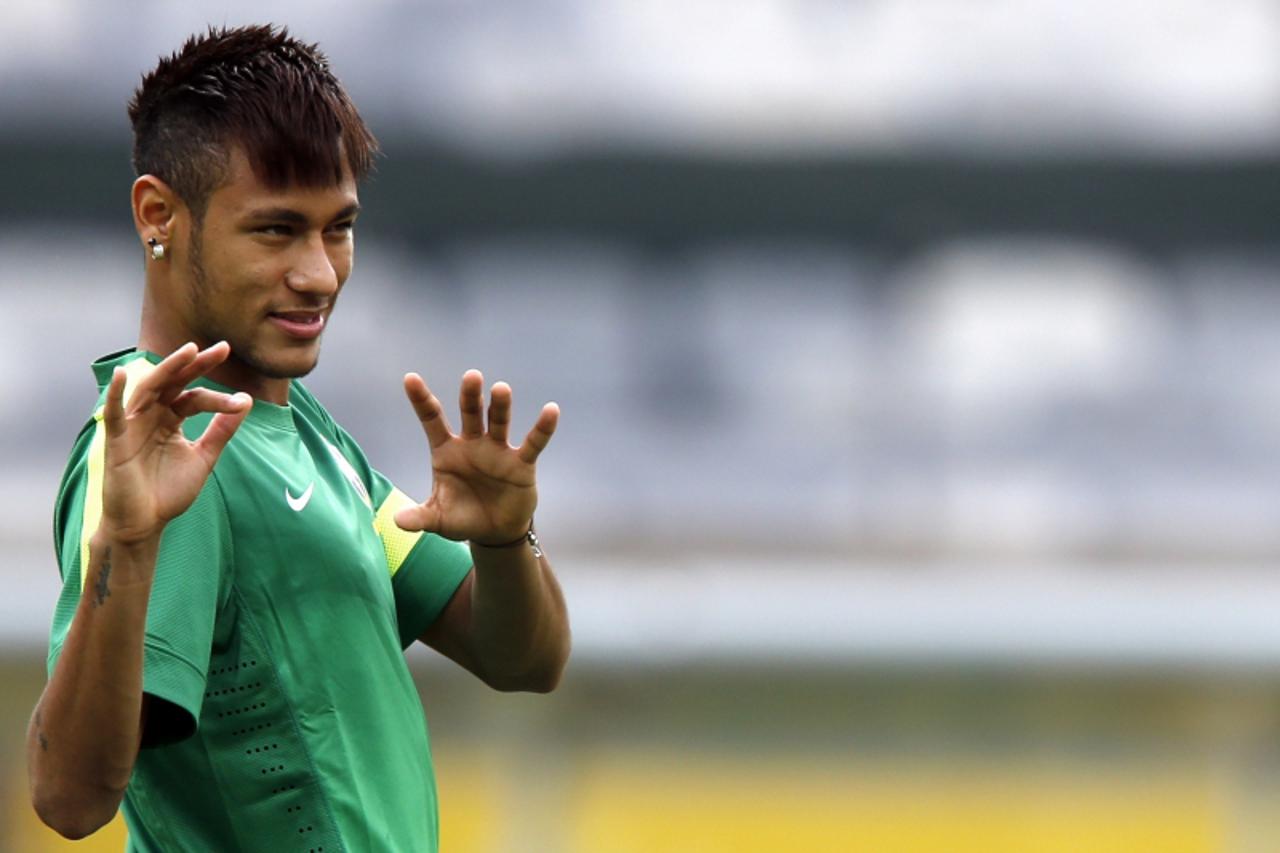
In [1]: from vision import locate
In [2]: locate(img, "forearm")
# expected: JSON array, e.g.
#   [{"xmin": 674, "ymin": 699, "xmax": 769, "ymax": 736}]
[
  {"xmin": 467, "ymin": 538, "xmax": 570, "ymax": 692},
  {"xmin": 29, "ymin": 530, "xmax": 158, "ymax": 838}
]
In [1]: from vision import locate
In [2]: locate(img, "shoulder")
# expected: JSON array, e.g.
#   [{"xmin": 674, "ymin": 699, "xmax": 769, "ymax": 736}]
[
  {"xmin": 288, "ymin": 380, "xmax": 337, "ymax": 433},
  {"xmin": 289, "ymin": 381, "xmax": 368, "ymax": 458},
  {"xmin": 51, "ymin": 416, "xmax": 100, "ymax": 546}
]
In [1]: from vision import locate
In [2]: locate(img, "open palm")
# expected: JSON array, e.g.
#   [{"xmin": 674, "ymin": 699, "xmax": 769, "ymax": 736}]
[{"xmin": 393, "ymin": 370, "xmax": 558, "ymax": 546}]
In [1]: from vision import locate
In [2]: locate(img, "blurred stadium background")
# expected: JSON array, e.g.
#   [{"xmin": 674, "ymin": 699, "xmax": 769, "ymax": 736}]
[{"xmin": 5, "ymin": 2, "xmax": 1280, "ymax": 851}]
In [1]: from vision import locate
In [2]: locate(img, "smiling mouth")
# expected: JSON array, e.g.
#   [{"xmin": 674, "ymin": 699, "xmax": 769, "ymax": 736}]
[{"xmin": 268, "ymin": 311, "xmax": 326, "ymax": 340}]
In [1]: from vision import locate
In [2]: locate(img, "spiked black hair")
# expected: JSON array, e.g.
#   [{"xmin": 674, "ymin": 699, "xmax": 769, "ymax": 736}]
[{"xmin": 128, "ymin": 24, "xmax": 378, "ymax": 217}]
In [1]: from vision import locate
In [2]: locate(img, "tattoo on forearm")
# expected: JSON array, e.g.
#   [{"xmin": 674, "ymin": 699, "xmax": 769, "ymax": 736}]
[{"xmin": 92, "ymin": 546, "xmax": 113, "ymax": 608}]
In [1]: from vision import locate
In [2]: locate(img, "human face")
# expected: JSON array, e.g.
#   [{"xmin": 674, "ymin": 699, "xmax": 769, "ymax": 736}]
[{"xmin": 179, "ymin": 147, "xmax": 359, "ymax": 396}]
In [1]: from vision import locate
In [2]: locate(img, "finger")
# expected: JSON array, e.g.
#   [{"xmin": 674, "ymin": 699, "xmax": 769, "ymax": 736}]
[
  {"xmin": 160, "ymin": 341, "xmax": 233, "ymax": 405},
  {"xmin": 171, "ymin": 387, "xmax": 252, "ymax": 420},
  {"xmin": 404, "ymin": 373, "xmax": 453, "ymax": 449},
  {"xmin": 127, "ymin": 343, "xmax": 199, "ymax": 412},
  {"xmin": 393, "ymin": 501, "xmax": 443, "ymax": 534},
  {"xmin": 459, "ymin": 369, "xmax": 484, "ymax": 438},
  {"xmin": 487, "ymin": 382, "xmax": 512, "ymax": 445},
  {"xmin": 516, "ymin": 402, "xmax": 560, "ymax": 465},
  {"xmin": 101, "ymin": 366, "xmax": 128, "ymax": 438},
  {"xmin": 192, "ymin": 398, "xmax": 252, "ymax": 469}
]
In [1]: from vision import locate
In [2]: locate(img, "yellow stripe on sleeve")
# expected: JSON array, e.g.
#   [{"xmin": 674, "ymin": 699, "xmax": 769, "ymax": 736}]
[
  {"xmin": 79, "ymin": 359, "xmax": 156, "ymax": 591},
  {"xmin": 373, "ymin": 487, "xmax": 424, "ymax": 577}
]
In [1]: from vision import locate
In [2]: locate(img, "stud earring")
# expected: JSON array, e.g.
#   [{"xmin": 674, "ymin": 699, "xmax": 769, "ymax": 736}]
[{"xmin": 148, "ymin": 237, "xmax": 165, "ymax": 261}]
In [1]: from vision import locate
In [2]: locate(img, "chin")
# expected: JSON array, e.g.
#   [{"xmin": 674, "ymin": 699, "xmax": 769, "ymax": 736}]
[
  {"xmin": 242, "ymin": 345, "xmax": 321, "ymax": 380},
  {"xmin": 274, "ymin": 353, "xmax": 321, "ymax": 379}
]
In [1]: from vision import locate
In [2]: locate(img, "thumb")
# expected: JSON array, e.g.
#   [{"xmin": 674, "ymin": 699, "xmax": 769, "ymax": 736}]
[
  {"xmin": 193, "ymin": 395, "xmax": 253, "ymax": 468},
  {"xmin": 394, "ymin": 501, "xmax": 443, "ymax": 534}
]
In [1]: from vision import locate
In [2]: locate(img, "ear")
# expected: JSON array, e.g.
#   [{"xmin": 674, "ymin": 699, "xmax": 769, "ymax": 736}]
[{"xmin": 131, "ymin": 174, "xmax": 183, "ymax": 251}]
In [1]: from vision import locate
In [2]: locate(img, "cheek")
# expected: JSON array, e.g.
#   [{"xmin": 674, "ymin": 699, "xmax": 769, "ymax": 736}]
[
  {"xmin": 331, "ymin": 245, "xmax": 355, "ymax": 284},
  {"xmin": 199, "ymin": 238, "xmax": 272, "ymax": 287},
  {"xmin": 228, "ymin": 246, "xmax": 289, "ymax": 288},
  {"xmin": 198, "ymin": 257, "xmax": 280, "ymax": 317}
]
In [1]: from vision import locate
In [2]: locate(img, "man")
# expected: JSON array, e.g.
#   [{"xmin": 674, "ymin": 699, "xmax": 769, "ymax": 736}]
[{"xmin": 25, "ymin": 24, "xmax": 570, "ymax": 851}]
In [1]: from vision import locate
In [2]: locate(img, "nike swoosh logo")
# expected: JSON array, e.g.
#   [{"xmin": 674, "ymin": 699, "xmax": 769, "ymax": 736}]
[{"xmin": 285, "ymin": 483, "xmax": 315, "ymax": 512}]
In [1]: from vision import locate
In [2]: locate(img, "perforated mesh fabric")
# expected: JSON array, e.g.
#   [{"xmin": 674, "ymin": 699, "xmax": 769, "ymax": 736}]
[
  {"xmin": 122, "ymin": 618, "xmax": 343, "ymax": 851},
  {"xmin": 373, "ymin": 487, "xmax": 423, "ymax": 576}
]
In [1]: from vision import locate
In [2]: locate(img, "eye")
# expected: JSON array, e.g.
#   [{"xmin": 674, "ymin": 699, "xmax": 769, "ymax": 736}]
[
  {"xmin": 256, "ymin": 224, "xmax": 293, "ymax": 237},
  {"xmin": 329, "ymin": 220, "xmax": 356, "ymax": 235}
]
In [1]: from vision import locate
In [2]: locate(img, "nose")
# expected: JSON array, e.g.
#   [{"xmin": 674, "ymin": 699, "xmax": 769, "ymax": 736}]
[{"xmin": 285, "ymin": 234, "xmax": 340, "ymax": 298}]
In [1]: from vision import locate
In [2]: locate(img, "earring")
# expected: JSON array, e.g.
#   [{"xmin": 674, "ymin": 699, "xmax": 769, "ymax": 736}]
[{"xmin": 148, "ymin": 237, "xmax": 165, "ymax": 261}]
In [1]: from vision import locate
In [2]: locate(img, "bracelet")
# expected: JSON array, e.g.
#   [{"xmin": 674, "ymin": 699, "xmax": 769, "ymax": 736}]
[{"xmin": 475, "ymin": 520, "xmax": 542, "ymax": 558}]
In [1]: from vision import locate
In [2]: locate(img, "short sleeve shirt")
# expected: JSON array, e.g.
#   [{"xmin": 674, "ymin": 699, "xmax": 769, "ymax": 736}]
[{"xmin": 47, "ymin": 349, "xmax": 474, "ymax": 852}]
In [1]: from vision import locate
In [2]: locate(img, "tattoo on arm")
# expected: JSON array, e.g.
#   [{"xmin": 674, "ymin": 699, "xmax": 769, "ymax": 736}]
[
  {"xmin": 91, "ymin": 546, "xmax": 113, "ymax": 608},
  {"xmin": 34, "ymin": 708, "xmax": 48, "ymax": 752}
]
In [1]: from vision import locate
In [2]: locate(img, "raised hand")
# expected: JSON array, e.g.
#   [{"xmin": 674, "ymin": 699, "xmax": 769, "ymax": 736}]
[
  {"xmin": 100, "ymin": 342, "xmax": 251, "ymax": 545},
  {"xmin": 394, "ymin": 370, "xmax": 558, "ymax": 545}
]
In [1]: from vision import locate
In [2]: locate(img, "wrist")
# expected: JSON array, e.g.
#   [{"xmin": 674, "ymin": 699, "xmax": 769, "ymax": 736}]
[
  {"xmin": 471, "ymin": 520, "xmax": 542, "ymax": 557},
  {"xmin": 91, "ymin": 526, "xmax": 163, "ymax": 559}
]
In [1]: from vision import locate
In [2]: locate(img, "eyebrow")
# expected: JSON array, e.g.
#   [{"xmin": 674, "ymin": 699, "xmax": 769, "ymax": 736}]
[{"xmin": 245, "ymin": 203, "xmax": 361, "ymax": 224}]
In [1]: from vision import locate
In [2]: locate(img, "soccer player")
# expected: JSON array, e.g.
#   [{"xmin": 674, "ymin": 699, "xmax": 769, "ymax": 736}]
[{"xmin": 25, "ymin": 25, "xmax": 570, "ymax": 851}]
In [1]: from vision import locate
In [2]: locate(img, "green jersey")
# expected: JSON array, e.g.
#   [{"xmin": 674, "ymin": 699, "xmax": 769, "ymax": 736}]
[{"xmin": 47, "ymin": 349, "xmax": 474, "ymax": 852}]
